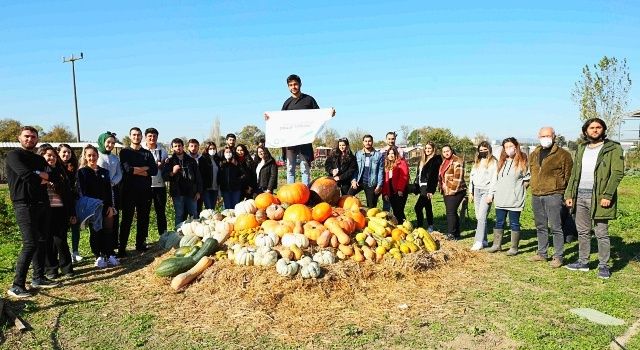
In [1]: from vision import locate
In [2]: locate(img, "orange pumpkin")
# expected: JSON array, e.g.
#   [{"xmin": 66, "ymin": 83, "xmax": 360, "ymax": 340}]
[
  {"xmin": 311, "ymin": 202, "xmax": 333, "ymax": 223},
  {"xmin": 308, "ymin": 177, "xmax": 340, "ymax": 206},
  {"xmin": 255, "ymin": 192, "xmax": 276, "ymax": 210},
  {"xmin": 277, "ymin": 182, "xmax": 310, "ymax": 205},
  {"xmin": 338, "ymin": 195, "xmax": 362, "ymax": 210},
  {"xmin": 283, "ymin": 204, "xmax": 313, "ymax": 223},
  {"xmin": 303, "ymin": 220, "xmax": 327, "ymax": 241},
  {"xmin": 333, "ymin": 215, "xmax": 356, "ymax": 234},
  {"xmin": 265, "ymin": 204, "xmax": 285, "ymax": 220},
  {"xmin": 234, "ymin": 214, "xmax": 259, "ymax": 231},
  {"xmin": 347, "ymin": 210, "xmax": 367, "ymax": 230},
  {"xmin": 391, "ymin": 228, "xmax": 406, "ymax": 241},
  {"xmin": 261, "ymin": 220, "xmax": 295, "ymax": 237}
]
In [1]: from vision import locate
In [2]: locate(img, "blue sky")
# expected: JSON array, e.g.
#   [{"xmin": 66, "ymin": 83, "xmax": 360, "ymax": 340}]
[{"xmin": 1, "ymin": 0, "xmax": 638, "ymax": 144}]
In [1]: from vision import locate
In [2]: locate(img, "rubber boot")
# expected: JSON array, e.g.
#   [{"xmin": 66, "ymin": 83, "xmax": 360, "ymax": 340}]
[
  {"xmin": 506, "ymin": 230, "xmax": 521, "ymax": 256},
  {"xmin": 486, "ymin": 229, "xmax": 504, "ymax": 253}
]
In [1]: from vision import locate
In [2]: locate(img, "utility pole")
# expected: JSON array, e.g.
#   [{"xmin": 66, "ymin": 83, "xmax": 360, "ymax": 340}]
[{"xmin": 63, "ymin": 52, "xmax": 83, "ymax": 142}]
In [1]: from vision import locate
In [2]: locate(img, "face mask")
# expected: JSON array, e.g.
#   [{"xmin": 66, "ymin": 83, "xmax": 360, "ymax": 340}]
[
  {"xmin": 539, "ymin": 137, "xmax": 553, "ymax": 148},
  {"xmin": 224, "ymin": 153, "xmax": 232, "ymax": 160},
  {"xmin": 505, "ymin": 148, "xmax": 516, "ymax": 157},
  {"xmin": 208, "ymin": 150, "xmax": 215, "ymax": 156},
  {"xmin": 478, "ymin": 151, "xmax": 488, "ymax": 158}
]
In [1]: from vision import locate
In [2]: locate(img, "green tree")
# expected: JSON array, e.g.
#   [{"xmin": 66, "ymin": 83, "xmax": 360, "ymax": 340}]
[
  {"xmin": 236, "ymin": 125, "xmax": 264, "ymax": 148},
  {"xmin": 572, "ymin": 56, "xmax": 632, "ymax": 133},
  {"xmin": 122, "ymin": 135, "xmax": 132, "ymax": 147},
  {"xmin": 0, "ymin": 119, "xmax": 22, "ymax": 141},
  {"xmin": 40, "ymin": 124, "xmax": 76, "ymax": 142}
]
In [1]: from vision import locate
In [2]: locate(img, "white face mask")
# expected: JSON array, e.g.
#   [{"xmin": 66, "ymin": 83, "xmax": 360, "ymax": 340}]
[
  {"xmin": 224, "ymin": 153, "xmax": 232, "ymax": 160},
  {"xmin": 539, "ymin": 137, "xmax": 553, "ymax": 149},
  {"xmin": 208, "ymin": 150, "xmax": 215, "ymax": 156},
  {"xmin": 505, "ymin": 148, "xmax": 516, "ymax": 157}
]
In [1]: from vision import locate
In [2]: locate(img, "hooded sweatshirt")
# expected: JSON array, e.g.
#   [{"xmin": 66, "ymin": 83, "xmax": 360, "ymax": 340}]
[{"xmin": 144, "ymin": 142, "xmax": 168, "ymax": 188}]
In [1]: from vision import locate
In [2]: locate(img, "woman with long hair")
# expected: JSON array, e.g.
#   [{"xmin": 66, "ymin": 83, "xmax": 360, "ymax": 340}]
[
  {"xmin": 236, "ymin": 144, "xmax": 257, "ymax": 200},
  {"xmin": 487, "ymin": 137, "xmax": 530, "ymax": 255},
  {"xmin": 438, "ymin": 145, "xmax": 467, "ymax": 240},
  {"xmin": 57, "ymin": 144, "xmax": 82, "ymax": 262},
  {"xmin": 38, "ymin": 144, "xmax": 76, "ymax": 278},
  {"xmin": 78, "ymin": 145, "xmax": 119, "ymax": 268},
  {"xmin": 199, "ymin": 141, "xmax": 220, "ymax": 209},
  {"xmin": 413, "ymin": 141, "xmax": 441, "ymax": 232},
  {"xmin": 255, "ymin": 146, "xmax": 278, "ymax": 194},
  {"xmin": 468, "ymin": 141, "xmax": 498, "ymax": 250},
  {"xmin": 381, "ymin": 146, "xmax": 409, "ymax": 224},
  {"xmin": 218, "ymin": 145, "xmax": 244, "ymax": 209},
  {"xmin": 325, "ymin": 137, "xmax": 358, "ymax": 195}
]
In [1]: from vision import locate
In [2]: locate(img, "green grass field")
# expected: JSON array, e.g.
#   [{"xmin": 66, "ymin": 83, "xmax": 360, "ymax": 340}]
[{"xmin": 0, "ymin": 174, "xmax": 638, "ymax": 349}]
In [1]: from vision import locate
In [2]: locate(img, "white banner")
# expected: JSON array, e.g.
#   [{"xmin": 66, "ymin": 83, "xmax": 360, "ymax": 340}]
[{"xmin": 264, "ymin": 108, "xmax": 333, "ymax": 148}]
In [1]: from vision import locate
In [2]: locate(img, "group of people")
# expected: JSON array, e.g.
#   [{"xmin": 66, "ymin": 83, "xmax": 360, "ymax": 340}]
[{"xmin": 5, "ymin": 74, "xmax": 624, "ymax": 299}]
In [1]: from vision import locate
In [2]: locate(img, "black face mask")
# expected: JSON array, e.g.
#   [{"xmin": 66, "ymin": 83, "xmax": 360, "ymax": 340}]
[{"xmin": 478, "ymin": 151, "xmax": 489, "ymax": 158}]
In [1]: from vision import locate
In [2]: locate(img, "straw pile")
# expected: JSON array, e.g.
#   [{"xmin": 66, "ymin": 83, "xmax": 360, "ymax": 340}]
[{"xmin": 124, "ymin": 233, "xmax": 486, "ymax": 344}]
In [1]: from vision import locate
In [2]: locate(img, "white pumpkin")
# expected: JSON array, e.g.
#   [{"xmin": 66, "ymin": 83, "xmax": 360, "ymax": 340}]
[
  {"xmin": 179, "ymin": 220, "xmax": 196, "ymax": 236},
  {"xmin": 254, "ymin": 247, "xmax": 278, "ymax": 266},
  {"xmin": 275, "ymin": 258, "xmax": 299, "ymax": 277},
  {"xmin": 297, "ymin": 256, "xmax": 313, "ymax": 267},
  {"xmin": 220, "ymin": 209, "xmax": 235, "ymax": 218},
  {"xmin": 199, "ymin": 209, "xmax": 217, "ymax": 220},
  {"xmin": 194, "ymin": 223, "xmax": 214, "ymax": 238},
  {"xmin": 234, "ymin": 199, "xmax": 258, "ymax": 215},
  {"xmin": 300, "ymin": 261, "xmax": 321, "ymax": 279},
  {"xmin": 214, "ymin": 221, "xmax": 234, "ymax": 235},
  {"xmin": 254, "ymin": 232, "xmax": 279, "ymax": 248},
  {"xmin": 226, "ymin": 243, "xmax": 243, "ymax": 260},
  {"xmin": 234, "ymin": 247, "xmax": 255, "ymax": 266},
  {"xmin": 281, "ymin": 233, "xmax": 309, "ymax": 249},
  {"xmin": 313, "ymin": 250, "xmax": 336, "ymax": 265}
]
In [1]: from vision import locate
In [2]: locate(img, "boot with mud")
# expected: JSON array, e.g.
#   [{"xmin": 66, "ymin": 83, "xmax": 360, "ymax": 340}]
[
  {"xmin": 506, "ymin": 230, "xmax": 521, "ymax": 256},
  {"xmin": 486, "ymin": 229, "xmax": 504, "ymax": 253}
]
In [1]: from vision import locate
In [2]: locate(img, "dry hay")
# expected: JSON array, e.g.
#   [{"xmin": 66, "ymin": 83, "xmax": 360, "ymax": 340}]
[{"xmin": 122, "ymin": 234, "xmax": 488, "ymax": 345}]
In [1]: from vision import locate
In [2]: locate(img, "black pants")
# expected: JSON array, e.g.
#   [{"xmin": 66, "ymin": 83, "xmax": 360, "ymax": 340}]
[
  {"xmin": 90, "ymin": 211, "xmax": 115, "ymax": 257},
  {"xmin": 111, "ymin": 184, "xmax": 121, "ymax": 248},
  {"xmin": 13, "ymin": 203, "xmax": 49, "ymax": 288},
  {"xmin": 151, "ymin": 187, "xmax": 167, "ymax": 235},
  {"xmin": 561, "ymin": 204, "xmax": 578, "ymax": 237},
  {"xmin": 389, "ymin": 193, "xmax": 406, "ymax": 224},
  {"xmin": 45, "ymin": 207, "xmax": 73, "ymax": 276},
  {"xmin": 414, "ymin": 194, "xmax": 434, "ymax": 227},
  {"xmin": 348, "ymin": 183, "xmax": 379, "ymax": 209},
  {"xmin": 444, "ymin": 191, "xmax": 465, "ymax": 238},
  {"xmin": 119, "ymin": 189, "xmax": 152, "ymax": 251},
  {"xmin": 338, "ymin": 182, "xmax": 351, "ymax": 197}
]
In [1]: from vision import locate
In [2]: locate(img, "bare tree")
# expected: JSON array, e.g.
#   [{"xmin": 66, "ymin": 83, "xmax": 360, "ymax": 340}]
[{"xmin": 399, "ymin": 125, "xmax": 411, "ymax": 145}]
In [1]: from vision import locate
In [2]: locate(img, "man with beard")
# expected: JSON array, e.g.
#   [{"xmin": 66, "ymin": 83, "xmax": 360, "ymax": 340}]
[
  {"xmin": 349, "ymin": 134, "xmax": 384, "ymax": 208},
  {"xmin": 6, "ymin": 126, "xmax": 60, "ymax": 298},
  {"xmin": 164, "ymin": 138, "xmax": 202, "ymax": 228},
  {"xmin": 564, "ymin": 118, "xmax": 624, "ymax": 279},
  {"xmin": 119, "ymin": 127, "xmax": 158, "ymax": 256}
]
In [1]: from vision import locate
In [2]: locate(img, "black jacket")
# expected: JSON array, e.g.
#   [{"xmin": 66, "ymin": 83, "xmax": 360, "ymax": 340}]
[
  {"xmin": 47, "ymin": 165, "xmax": 76, "ymax": 218},
  {"xmin": 256, "ymin": 158, "xmax": 278, "ymax": 192},
  {"xmin": 119, "ymin": 147, "xmax": 158, "ymax": 195},
  {"xmin": 5, "ymin": 148, "xmax": 49, "ymax": 205},
  {"xmin": 324, "ymin": 153, "xmax": 358, "ymax": 187},
  {"xmin": 163, "ymin": 154, "xmax": 203, "ymax": 198},
  {"xmin": 217, "ymin": 161, "xmax": 243, "ymax": 192},
  {"xmin": 198, "ymin": 154, "xmax": 220, "ymax": 190},
  {"xmin": 414, "ymin": 156, "xmax": 442, "ymax": 195},
  {"xmin": 238, "ymin": 156, "xmax": 257, "ymax": 192},
  {"xmin": 78, "ymin": 166, "xmax": 113, "ymax": 208},
  {"xmin": 281, "ymin": 93, "xmax": 319, "ymax": 162}
]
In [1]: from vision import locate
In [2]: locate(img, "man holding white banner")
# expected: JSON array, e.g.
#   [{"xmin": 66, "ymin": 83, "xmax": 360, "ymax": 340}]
[{"xmin": 264, "ymin": 74, "xmax": 335, "ymax": 186}]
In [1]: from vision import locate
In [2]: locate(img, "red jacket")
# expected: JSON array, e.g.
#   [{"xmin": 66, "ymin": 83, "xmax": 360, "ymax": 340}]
[{"xmin": 382, "ymin": 158, "xmax": 409, "ymax": 196}]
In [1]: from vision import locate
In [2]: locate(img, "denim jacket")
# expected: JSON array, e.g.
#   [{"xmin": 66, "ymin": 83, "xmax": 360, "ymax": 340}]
[{"xmin": 353, "ymin": 149, "xmax": 384, "ymax": 188}]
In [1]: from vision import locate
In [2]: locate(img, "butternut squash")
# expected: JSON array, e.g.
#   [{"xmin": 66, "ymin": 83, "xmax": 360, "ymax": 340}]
[
  {"xmin": 170, "ymin": 256, "xmax": 213, "ymax": 291},
  {"xmin": 338, "ymin": 244, "xmax": 354, "ymax": 256},
  {"xmin": 316, "ymin": 230, "xmax": 332, "ymax": 248},
  {"xmin": 324, "ymin": 217, "xmax": 351, "ymax": 245},
  {"xmin": 290, "ymin": 244, "xmax": 304, "ymax": 260}
]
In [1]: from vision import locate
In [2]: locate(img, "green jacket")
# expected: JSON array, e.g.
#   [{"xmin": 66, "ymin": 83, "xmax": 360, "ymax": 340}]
[{"xmin": 564, "ymin": 139, "xmax": 624, "ymax": 220}]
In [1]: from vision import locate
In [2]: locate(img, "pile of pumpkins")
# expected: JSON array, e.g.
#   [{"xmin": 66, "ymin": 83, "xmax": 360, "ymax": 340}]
[{"xmin": 163, "ymin": 177, "xmax": 441, "ymax": 282}]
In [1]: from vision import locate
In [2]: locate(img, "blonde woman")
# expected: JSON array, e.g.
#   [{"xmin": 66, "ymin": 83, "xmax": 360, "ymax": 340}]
[
  {"xmin": 413, "ymin": 141, "xmax": 441, "ymax": 232},
  {"xmin": 438, "ymin": 145, "xmax": 467, "ymax": 240},
  {"xmin": 468, "ymin": 141, "xmax": 498, "ymax": 251},
  {"xmin": 487, "ymin": 137, "xmax": 530, "ymax": 255}
]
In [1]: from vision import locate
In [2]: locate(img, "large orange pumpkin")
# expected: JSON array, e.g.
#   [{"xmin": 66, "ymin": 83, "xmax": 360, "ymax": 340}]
[
  {"xmin": 234, "ymin": 214, "xmax": 259, "ymax": 231},
  {"xmin": 311, "ymin": 202, "xmax": 333, "ymax": 223},
  {"xmin": 276, "ymin": 183, "xmax": 310, "ymax": 205},
  {"xmin": 308, "ymin": 177, "xmax": 340, "ymax": 206},
  {"xmin": 283, "ymin": 204, "xmax": 313, "ymax": 223},
  {"xmin": 254, "ymin": 192, "xmax": 276, "ymax": 210},
  {"xmin": 338, "ymin": 195, "xmax": 362, "ymax": 210},
  {"xmin": 261, "ymin": 220, "xmax": 295, "ymax": 237}
]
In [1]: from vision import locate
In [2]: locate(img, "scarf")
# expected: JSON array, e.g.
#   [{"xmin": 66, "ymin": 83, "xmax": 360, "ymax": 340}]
[{"xmin": 97, "ymin": 132, "xmax": 114, "ymax": 155}]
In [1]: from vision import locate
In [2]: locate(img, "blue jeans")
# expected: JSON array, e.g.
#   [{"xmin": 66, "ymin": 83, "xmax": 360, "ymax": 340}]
[
  {"xmin": 202, "ymin": 189, "xmax": 219, "ymax": 210},
  {"xmin": 173, "ymin": 196, "xmax": 197, "ymax": 230},
  {"xmin": 286, "ymin": 150, "xmax": 310, "ymax": 185},
  {"xmin": 473, "ymin": 188, "xmax": 492, "ymax": 243},
  {"xmin": 494, "ymin": 208, "xmax": 521, "ymax": 231},
  {"xmin": 221, "ymin": 190, "xmax": 242, "ymax": 210}
]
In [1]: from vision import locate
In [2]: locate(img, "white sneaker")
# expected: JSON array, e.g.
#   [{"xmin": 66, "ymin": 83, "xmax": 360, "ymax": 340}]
[
  {"xmin": 427, "ymin": 225, "xmax": 434, "ymax": 233},
  {"xmin": 107, "ymin": 255, "xmax": 120, "ymax": 266},
  {"xmin": 94, "ymin": 257, "xmax": 107, "ymax": 269},
  {"xmin": 72, "ymin": 252, "xmax": 83, "ymax": 263},
  {"xmin": 470, "ymin": 241, "xmax": 484, "ymax": 251}
]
